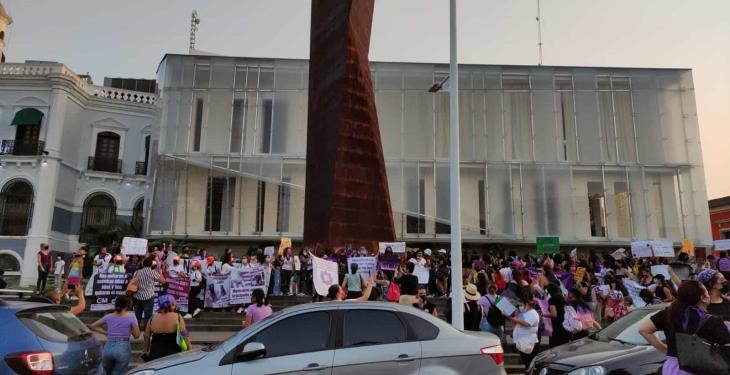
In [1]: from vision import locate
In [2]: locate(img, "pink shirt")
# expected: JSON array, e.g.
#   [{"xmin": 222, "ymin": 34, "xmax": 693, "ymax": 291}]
[{"xmin": 245, "ymin": 304, "xmax": 273, "ymax": 325}]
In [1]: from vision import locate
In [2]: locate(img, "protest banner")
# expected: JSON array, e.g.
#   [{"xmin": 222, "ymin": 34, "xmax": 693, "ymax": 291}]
[
  {"xmin": 121, "ymin": 237, "xmax": 148, "ymax": 256},
  {"xmin": 264, "ymin": 246, "xmax": 275, "ymax": 257},
  {"xmin": 313, "ymin": 256, "xmax": 339, "ymax": 296},
  {"xmin": 715, "ymin": 239, "xmax": 730, "ymax": 251},
  {"xmin": 347, "ymin": 256, "xmax": 377, "ymax": 278},
  {"xmin": 650, "ymin": 265, "xmax": 671, "ymax": 279},
  {"xmin": 378, "ymin": 242, "xmax": 406, "ymax": 253},
  {"xmin": 230, "ymin": 266, "xmax": 267, "ymax": 305},
  {"xmin": 413, "ymin": 264, "xmax": 430, "ymax": 284},
  {"xmin": 680, "ymin": 239, "xmax": 695, "ymax": 257},
  {"xmin": 574, "ymin": 267, "xmax": 586, "ymax": 283},
  {"xmin": 278, "ymin": 237, "xmax": 292, "ymax": 255},
  {"xmin": 631, "ymin": 241, "xmax": 674, "ymax": 257},
  {"xmin": 159, "ymin": 276, "xmax": 190, "ymax": 313},
  {"xmin": 630, "ymin": 241, "xmax": 654, "ymax": 258},
  {"xmin": 378, "ymin": 255, "xmax": 400, "ymax": 271},
  {"xmin": 536, "ymin": 237, "xmax": 560, "ymax": 254},
  {"xmin": 204, "ymin": 275, "xmax": 231, "ymax": 308},
  {"xmin": 622, "ymin": 278, "xmax": 647, "ymax": 308},
  {"xmin": 651, "ymin": 241, "xmax": 675, "ymax": 257},
  {"xmin": 89, "ymin": 273, "xmax": 131, "ymax": 311}
]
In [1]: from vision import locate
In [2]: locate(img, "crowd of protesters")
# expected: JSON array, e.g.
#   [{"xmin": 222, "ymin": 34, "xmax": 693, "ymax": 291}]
[{"xmin": 15, "ymin": 240, "xmax": 730, "ymax": 373}]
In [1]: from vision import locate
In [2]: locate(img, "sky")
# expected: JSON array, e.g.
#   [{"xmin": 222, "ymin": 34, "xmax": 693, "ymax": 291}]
[{"xmin": 4, "ymin": 0, "xmax": 729, "ymax": 199}]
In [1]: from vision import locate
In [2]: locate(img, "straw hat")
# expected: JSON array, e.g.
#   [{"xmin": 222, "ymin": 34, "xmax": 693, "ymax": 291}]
[{"xmin": 464, "ymin": 284, "xmax": 481, "ymax": 301}]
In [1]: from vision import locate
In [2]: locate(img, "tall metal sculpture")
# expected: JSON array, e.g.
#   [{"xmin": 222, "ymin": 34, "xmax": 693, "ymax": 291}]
[{"xmin": 304, "ymin": 0, "xmax": 395, "ymax": 250}]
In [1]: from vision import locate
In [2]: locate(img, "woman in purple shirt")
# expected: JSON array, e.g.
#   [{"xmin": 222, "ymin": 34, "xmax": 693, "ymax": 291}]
[
  {"xmin": 89, "ymin": 295, "xmax": 141, "ymax": 375},
  {"xmin": 243, "ymin": 289, "xmax": 273, "ymax": 328}
]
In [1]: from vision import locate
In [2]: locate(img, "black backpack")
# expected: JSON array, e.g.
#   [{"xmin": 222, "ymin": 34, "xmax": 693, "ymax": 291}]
[{"xmin": 485, "ymin": 296, "xmax": 505, "ymax": 326}]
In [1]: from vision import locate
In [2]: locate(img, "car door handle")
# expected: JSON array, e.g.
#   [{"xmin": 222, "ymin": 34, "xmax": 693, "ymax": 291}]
[
  {"xmin": 303, "ymin": 363, "xmax": 328, "ymax": 371},
  {"xmin": 393, "ymin": 354, "xmax": 416, "ymax": 362}
]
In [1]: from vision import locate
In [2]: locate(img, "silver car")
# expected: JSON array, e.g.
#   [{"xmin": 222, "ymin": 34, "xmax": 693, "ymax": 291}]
[{"xmin": 128, "ymin": 301, "xmax": 506, "ymax": 375}]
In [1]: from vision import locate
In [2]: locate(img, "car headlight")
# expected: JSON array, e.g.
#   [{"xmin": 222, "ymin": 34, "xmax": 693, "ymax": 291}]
[
  {"xmin": 567, "ymin": 366, "xmax": 606, "ymax": 375},
  {"xmin": 129, "ymin": 371, "xmax": 156, "ymax": 375}
]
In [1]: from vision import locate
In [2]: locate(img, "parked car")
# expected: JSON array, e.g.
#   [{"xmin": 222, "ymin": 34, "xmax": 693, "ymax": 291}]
[
  {"xmin": 528, "ymin": 304, "xmax": 667, "ymax": 375},
  {"xmin": 129, "ymin": 301, "xmax": 506, "ymax": 375},
  {"xmin": 0, "ymin": 297, "xmax": 102, "ymax": 374}
]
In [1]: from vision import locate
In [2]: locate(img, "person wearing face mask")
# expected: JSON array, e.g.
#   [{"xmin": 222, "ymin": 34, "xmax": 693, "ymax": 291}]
[
  {"xmin": 697, "ymin": 269, "xmax": 730, "ymax": 323},
  {"xmin": 183, "ymin": 261, "xmax": 203, "ymax": 319},
  {"xmin": 508, "ymin": 291, "xmax": 541, "ymax": 371},
  {"xmin": 652, "ymin": 274, "xmax": 675, "ymax": 303},
  {"xmin": 639, "ymin": 280, "xmax": 730, "ymax": 375}
]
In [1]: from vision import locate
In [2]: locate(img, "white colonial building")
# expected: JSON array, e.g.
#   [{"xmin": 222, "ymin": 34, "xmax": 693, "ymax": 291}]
[{"xmin": 0, "ymin": 61, "xmax": 156, "ymax": 286}]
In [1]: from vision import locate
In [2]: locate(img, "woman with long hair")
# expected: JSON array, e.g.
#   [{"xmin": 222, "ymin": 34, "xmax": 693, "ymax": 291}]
[
  {"xmin": 143, "ymin": 295, "xmax": 189, "ymax": 361},
  {"xmin": 89, "ymin": 296, "xmax": 141, "ymax": 375},
  {"xmin": 543, "ymin": 283, "xmax": 571, "ymax": 348},
  {"xmin": 279, "ymin": 247, "xmax": 293, "ymax": 295},
  {"xmin": 243, "ymin": 289, "xmax": 272, "ymax": 328},
  {"xmin": 639, "ymin": 280, "xmax": 730, "ymax": 375},
  {"xmin": 566, "ymin": 287, "xmax": 601, "ymax": 340},
  {"xmin": 653, "ymin": 274, "xmax": 675, "ymax": 303}
]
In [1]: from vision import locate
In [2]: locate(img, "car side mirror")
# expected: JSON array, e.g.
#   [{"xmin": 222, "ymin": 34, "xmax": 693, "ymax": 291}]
[{"xmin": 239, "ymin": 342, "xmax": 266, "ymax": 361}]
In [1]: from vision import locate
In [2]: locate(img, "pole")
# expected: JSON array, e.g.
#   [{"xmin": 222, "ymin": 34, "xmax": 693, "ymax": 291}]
[{"xmin": 449, "ymin": 0, "xmax": 464, "ymax": 330}]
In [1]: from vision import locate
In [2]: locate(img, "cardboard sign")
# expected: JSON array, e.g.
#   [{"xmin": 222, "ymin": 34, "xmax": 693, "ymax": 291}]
[
  {"xmin": 574, "ymin": 267, "xmax": 587, "ymax": 283},
  {"xmin": 651, "ymin": 265, "xmax": 670, "ymax": 279},
  {"xmin": 536, "ymin": 237, "xmax": 560, "ymax": 254},
  {"xmin": 347, "ymin": 257, "xmax": 377, "ymax": 278},
  {"xmin": 278, "ymin": 237, "xmax": 292, "ymax": 256},
  {"xmin": 379, "ymin": 242, "xmax": 406, "ymax": 253},
  {"xmin": 715, "ymin": 239, "xmax": 730, "ymax": 251},
  {"xmin": 121, "ymin": 237, "xmax": 148, "ymax": 256},
  {"xmin": 413, "ymin": 264, "xmax": 430, "ymax": 284},
  {"xmin": 313, "ymin": 256, "xmax": 339, "ymax": 297}
]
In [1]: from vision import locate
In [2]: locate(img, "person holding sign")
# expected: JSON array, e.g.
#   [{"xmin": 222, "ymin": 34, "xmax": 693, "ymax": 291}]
[
  {"xmin": 341, "ymin": 263, "xmax": 365, "ymax": 299},
  {"xmin": 508, "ymin": 291, "xmax": 540, "ymax": 371}
]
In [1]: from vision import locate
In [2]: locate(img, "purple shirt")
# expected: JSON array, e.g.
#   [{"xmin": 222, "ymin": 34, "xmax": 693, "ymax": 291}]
[
  {"xmin": 101, "ymin": 313, "xmax": 138, "ymax": 339},
  {"xmin": 245, "ymin": 304, "xmax": 273, "ymax": 325},
  {"xmin": 719, "ymin": 258, "xmax": 730, "ymax": 272}
]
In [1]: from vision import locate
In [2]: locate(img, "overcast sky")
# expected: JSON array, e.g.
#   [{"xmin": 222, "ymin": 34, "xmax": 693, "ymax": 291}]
[{"xmin": 4, "ymin": 0, "xmax": 729, "ymax": 198}]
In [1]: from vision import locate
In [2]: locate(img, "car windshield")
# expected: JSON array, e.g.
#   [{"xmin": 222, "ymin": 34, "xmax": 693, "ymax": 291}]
[
  {"xmin": 17, "ymin": 309, "xmax": 91, "ymax": 343},
  {"xmin": 592, "ymin": 308, "xmax": 666, "ymax": 346}
]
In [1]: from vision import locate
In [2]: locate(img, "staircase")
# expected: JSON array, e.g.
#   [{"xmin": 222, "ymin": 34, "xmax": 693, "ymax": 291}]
[{"xmin": 78, "ymin": 296, "xmax": 538, "ymax": 374}]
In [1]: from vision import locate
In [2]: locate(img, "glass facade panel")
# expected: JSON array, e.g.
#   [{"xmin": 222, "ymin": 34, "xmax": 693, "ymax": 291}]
[
  {"xmin": 271, "ymin": 91, "xmax": 306, "ymax": 156},
  {"xmin": 376, "ymin": 91, "xmax": 402, "ymax": 159},
  {"xmin": 403, "ymin": 92, "xmax": 433, "ymax": 159},
  {"xmin": 575, "ymin": 91, "xmax": 602, "ymax": 163},
  {"xmin": 487, "ymin": 164, "xmax": 514, "ymax": 236},
  {"xmin": 532, "ymin": 90, "xmax": 558, "ymax": 162}
]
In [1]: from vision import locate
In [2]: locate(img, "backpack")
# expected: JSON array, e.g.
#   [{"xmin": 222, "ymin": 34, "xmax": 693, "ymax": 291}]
[
  {"xmin": 493, "ymin": 272, "xmax": 506, "ymax": 291},
  {"xmin": 385, "ymin": 281, "xmax": 400, "ymax": 302},
  {"xmin": 485, "ymin": 296, "xmax": 505, "ymax": 327}
]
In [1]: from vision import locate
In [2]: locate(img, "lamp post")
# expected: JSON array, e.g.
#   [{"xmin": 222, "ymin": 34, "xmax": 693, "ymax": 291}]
[{"xmin": 448, "ymin": 0, "xmax": 464, "ymax": 330}]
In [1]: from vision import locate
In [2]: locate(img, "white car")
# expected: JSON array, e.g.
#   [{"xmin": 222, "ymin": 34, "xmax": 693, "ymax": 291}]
[{"xmin": 129, "ymin": 301, "xmax": 506, "ymax": 375}]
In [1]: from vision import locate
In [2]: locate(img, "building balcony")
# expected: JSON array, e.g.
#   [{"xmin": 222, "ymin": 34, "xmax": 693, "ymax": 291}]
[
  {"xmin": 0, "ymin": 139, "xmax": 45, "ymax": 156},
  {"xmin": 135, "ymin": 161, "xmax": 147, "ymax": 175},
  {"xmin": 88, "ymin": 156, "xmax": 122, "ymax": 174}
]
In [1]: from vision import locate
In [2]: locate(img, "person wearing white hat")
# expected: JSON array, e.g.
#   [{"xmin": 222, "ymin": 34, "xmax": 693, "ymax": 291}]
[
  {"xmin": 424, "ymin": 248, "xmax": 432, "ymax": 257},
  {"xmin": 463, "ymin": 284, "xmax": 483, "ymax": 331},
  {"xmin": 437, "ymin": 249, "xmax": 447, "ymax": 254}
]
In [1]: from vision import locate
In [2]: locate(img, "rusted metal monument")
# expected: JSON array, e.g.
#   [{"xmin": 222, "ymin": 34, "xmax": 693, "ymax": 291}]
[{"xmin": 304, "ymin": 0, "xmax": 395, "ymax": 250}]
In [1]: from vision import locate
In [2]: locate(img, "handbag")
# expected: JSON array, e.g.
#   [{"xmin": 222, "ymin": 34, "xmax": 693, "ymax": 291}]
[
  {"xmin": 676, "ymin": 316, "xmax": 730, "ymax": 373},
  {"xmin": 125, "ymin": 276, "xmax": 139, "ymax": 295},
  {"xmin": 176, "ymin": 314, "xmax": 189, "ymax": 352}
]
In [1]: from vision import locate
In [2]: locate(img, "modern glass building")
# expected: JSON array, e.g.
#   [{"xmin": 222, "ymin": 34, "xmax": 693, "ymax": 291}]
[{"xmin": 148, "ymin": 54, "xmax": 712, "ymax": 251}]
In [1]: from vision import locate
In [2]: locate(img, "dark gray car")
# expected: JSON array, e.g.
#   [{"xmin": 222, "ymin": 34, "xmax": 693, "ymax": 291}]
[
  {"xmin": 528, "ymin": 304, "xmax": 667, "ymax": 375},
  {"xmin": 129, "ymin": 301, "xmax": 506, "ymax": 375}
]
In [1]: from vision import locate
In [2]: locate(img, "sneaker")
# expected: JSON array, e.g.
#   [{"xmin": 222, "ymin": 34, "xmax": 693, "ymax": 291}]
[
  {"xmin": 192, "ymin": 308, "xmax": 201, "ymax": 318},
  {"xmin": 236, "ymin": 307, "xmax": 243, "ymax": 314},
  {"xmin": 183, "ymin": 314, "xmax": 193, "ymax": 319}
]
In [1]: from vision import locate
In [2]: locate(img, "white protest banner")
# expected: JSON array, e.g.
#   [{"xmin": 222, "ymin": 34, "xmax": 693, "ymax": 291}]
[
  {"xmin": 204, "ymin": 275, "xmax": 231, "ymax": 308},
  {"xmin": 631, "ymin": 241, "xmax": 674, "ymax": 257},
  {"xmin": 651, "ymin": 265, "xmax": 670, "ymax": 279},
  {"xmin": 313, "ymin": 256, "xmax": 339, "ymax": 297},
  {"xmin": 622, "ymin": 278, "xmax": 647, "ymax": 308},
  {"xmin": 630, "ymin": 241, "xmax": 654, "ymax": 258},
  {"xmin": 413, "ymin": 264, "xmax": 430, "ymax": 284},
  {"xmin": 347, "ymin": 257, "xmax": 377, "ymax": 278},
  {"xmin": 229, "ymin": 266, "xmax": 267, "ymax": 305},
  {"xmin": 121, "ymin": 237, "xmax": 148, "ymax": 256},
  {"xmin": 378, "ymin": 242, "xmax": 406, "ymax": 253},
  {"xmin": 496, "ymin": 297, "xmax": 516, "ymax": 316},
  {"xmin": 264, "ymin": 246, "xmax": 275, "ymax": 257},
  {"xmin": 651, "ymin": 241, "xmax": 675, "ymax": 257},
  {"xmin": 715, "ymin": 239, "xmax": 730, "ymax": 251}
]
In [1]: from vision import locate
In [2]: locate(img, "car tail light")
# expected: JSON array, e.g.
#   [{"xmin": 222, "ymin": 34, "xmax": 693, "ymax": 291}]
[
  {"xmin": 4, "ymin": 351, "xmax": 54, "ymax": 375},
  {"xmin": 481, "ymin": 344, "xmax": 504, "ymax": 365}
]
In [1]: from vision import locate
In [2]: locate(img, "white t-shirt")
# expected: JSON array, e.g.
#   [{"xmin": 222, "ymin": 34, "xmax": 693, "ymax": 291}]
[
  {"xmin": 221, "ymin": 263, "xmax": 233, "ymax": 275},
  {"xmin": 54, "ymin": 260, "xmax": 65, "ymax": 275},
  {"xmin": 93, "ymin": 254, "xmax": 111, "ymax": 274},
  {"xmin": 189, "ymin": 270, "xmax": 202, "ymax": 287},
  {"xmin": 293, "ymin": 256, "xmax": 301, "ymax": 271},
  {"xmin": 499, "ymin": 267, "xmax": 513, "ymax": 283},
  {"xmin": 281, "ymin": 256, "xmax": 293, "ymax": 271},
  {"xmin": 163, "ymin": 251, "xmax": 177, "ymax": 269},
  {"xmin": 168, "ymin": 264, "xmax": 185, "ymax": 278},
  {"xmin": 512, "ymin": 308, "xmax": 540, "ymax": 342}
]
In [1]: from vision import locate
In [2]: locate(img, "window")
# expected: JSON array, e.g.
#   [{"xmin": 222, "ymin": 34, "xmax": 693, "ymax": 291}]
[
  {"xmin": 478, "ymin": 180, "xmax": 486, "ymax": 235},
  {"xmin": 503, "ymin": 74, "xmax": 533, "ymax": 160},
  {"xmin": 722, "ymin": 231, "xmax": 730, "ymax": 240},
  {"xmin": 205, "ymin": 177, "xmax": 235, "ymax": 232},
  {"xmin": 253, "ymin": 312, "xmax": 331, "ymax": 357},
  {"xmin": 17, "ymin": 310, "xmax": 91, "ymax": 343},
  {"xmin": 555, "ymin": 76, "xmax": 577, "ymax": 161},
  {"xmin": 597, "ymin": 76, "xmax": 636, "ymax": 162},
  {"xmin": 259, "ymin": 99, "xmax": 273, "ymax": 154},
  {"xmin": 255, "ymin": 181, "xmax": 266, "ymax": 232},
  {"xmin": 193, "ymin": 98, "xmax": 204, "ymax": 152},
  {"xmin": 277, "ymin": 178, "xmax": 291, "ymax": 233},
  {"xmin": 343, "ymin": 310, "xmax": 406, "ymax": 347},
  {"xmin": 131, "ymin": 199, "xmax": 144, "ymax": 234},
  {"xmin": 401, "ymin": 313, "xmax": 439, "ymax": 341},
  {"xmin": 230, "ymin": 99, "xmax": 246, "ymax": 152},
  {"xmin": 0, "ymin": 180, "xmax": 34, "ymax": 235},
  {"xmin": 92, "ymin": 132, "xmax": 121, "ymax": 173},
  {"xmin": 80, "ymin": 194, "xmax": 116, "ymax": 236},
  {"xmin": 406, "ymin": 179, "xmax": 425, "ymax": 234},
  {"xmin": 588, "ymin": 182, "xmax": 606, "ymax": 237}
]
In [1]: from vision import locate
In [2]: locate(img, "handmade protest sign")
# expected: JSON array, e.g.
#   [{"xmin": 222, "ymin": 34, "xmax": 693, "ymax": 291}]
[
  {"xmin": 264, "ymin": 246, "xmax": 275, "ymax": 257},
  {"xmin": 651, "ymin": 241, "xmax": 675, "ymax": 257},
  {"xmin": 204, "ymin": 275, "xmax": 231, "ymax": 309},
  {"xmin": 378, "ymin": 242, "xmax": 406, "ymax": 253},
  {"xmin": 347, "ymin": 256, "xmax": 377, "ymax": 278},
  {"xmin": 574, "ymin": 267, "xmax": 587, "ymax": 283},
  {"xmin": 121, "ymin": 237, "xmax": 148, "ymax": 256},
  {"xmin": 313, "ymin": 256, "xmax": 339, "ymax": 297},
  {"xmin": 496, "ymin": 297, "xmax": 516, "ymax": 316},
  {"xmin": 160, "ymin": 276, "xmax": 190, "ymax": 313},
  {"xmin": 622, "ymin": 278, "xmax": 647, "ymax": 308},
  {"xmin": 715, "ymin": 239, "xmax": 730, "ymax": 251},
  {"xmin": 378, "ymin": 255, "xmax": 400, "ymax": 271},
  {"xmin": 630, "ymin": 241, "xmax": 654, "ymax": 258},
  {"xmin": 89, "ymin": 273, "xmax": 131, "ymax": 311},
  {"xmin": 229, "ymin": 266, "xmax": 267, "ymax": 305},
  {"xmin": 650, "ymin": 265, "xmax": 670, "ymax": 279},
  {"xmin": 413, "ymin": 264, "xmax": 430, "ymax": 284}
]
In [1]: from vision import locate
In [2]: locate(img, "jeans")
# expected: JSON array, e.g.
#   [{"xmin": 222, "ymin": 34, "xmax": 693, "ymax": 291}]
[
  {"xmin": 273, "ymin": 267, "xmax": 282, "ymax": 296},
  {"xmin": 36, "ymin": 267, "xmax": 49, "ymax": 293},
  {"xmin": 101, "ymin": 340, "xmax": 132, "ymax": 375},
  {"xmin": 54, "ymin": 274, "xmax": 62, "ymax": 292},
  {"xmin": 133, "ymin": 297, "xmax": 154, "ymax": 327}
]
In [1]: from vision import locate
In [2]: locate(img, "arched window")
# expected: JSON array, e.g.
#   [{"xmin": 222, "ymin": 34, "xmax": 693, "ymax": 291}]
[
  {"xmin": 80, "ymin": 193, "xmax": 117, "ymax": 236},
  {"xmin": 131, "ymin": 199, "xmax": 144, "ymax": 234},
  {"xmin": 91, "ymin": 132, "xmax": 121, "ymax": 173},
  {"xmin": 0, "ymin": 180, "xmax": 34, "ymax": 235}
]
